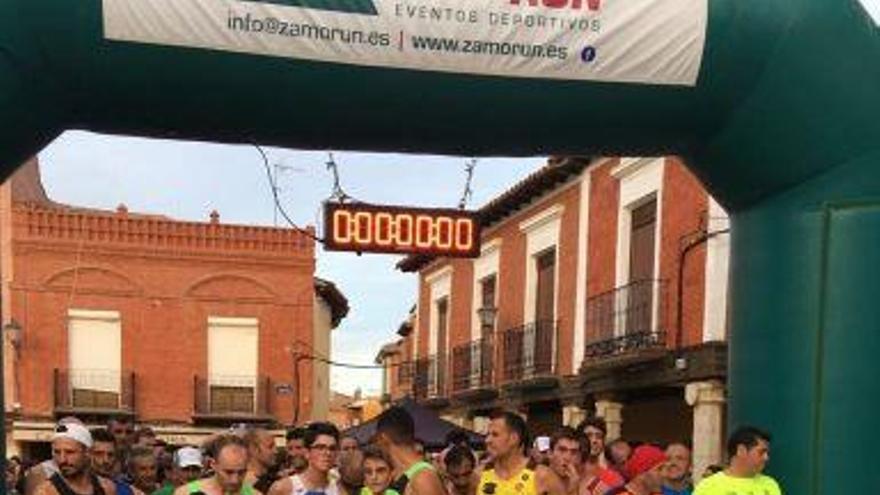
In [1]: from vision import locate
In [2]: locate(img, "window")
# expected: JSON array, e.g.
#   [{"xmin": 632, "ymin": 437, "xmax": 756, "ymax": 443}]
[
  {"xmin": 535, "ymin": 249, "xmax": 557, "ymax": 323},
  {"xmin": 68, "ymin": 310, "xmax": 122, "ymax": 409},
  {"xmin": 626, "ymin": 198, "xmax": 658, "ymax": 335},
  {"xmin": 479, "ymin": 274, "xmax": 497, "ymax": 337},
  {"xmin": 208, "ymin": 317, "xmax": 258, "ymax": 413}
]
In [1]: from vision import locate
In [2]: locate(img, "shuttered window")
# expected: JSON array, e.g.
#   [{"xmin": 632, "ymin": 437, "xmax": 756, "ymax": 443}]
[
  {"xmin": 208, "ymin": 317, "xmax": 258, "ymax": 413},
  {"xmin": 68, "ymin": 310, "xmax": 122, "ymax": 408}
]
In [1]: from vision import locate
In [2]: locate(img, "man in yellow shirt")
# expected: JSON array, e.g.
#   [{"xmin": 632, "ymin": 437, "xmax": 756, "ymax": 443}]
[
  {"xmin": 478, "ymin": 410, "xmax": 562, "ymax": 495},
  {"xmin": 694, "ymin": 426, "xmax": 782, "ymax": 495}
]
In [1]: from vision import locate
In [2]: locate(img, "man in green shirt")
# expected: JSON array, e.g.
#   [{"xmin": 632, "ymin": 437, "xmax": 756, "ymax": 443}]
[{"xmin": 694, "ymin": 426, "xmax": 781, "ymax": 495}]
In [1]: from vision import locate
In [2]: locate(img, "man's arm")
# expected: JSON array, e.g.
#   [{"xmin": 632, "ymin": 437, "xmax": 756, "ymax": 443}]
[
  {"xmin": 24, "ymin": 466, "xmax": 48, "ymax": 495},
  {"xmin": 405, "ymin": 470, "xmax": 447, "ymax": 495},
  {"xmin": 31, "ymin": 479, "xmax": 58, "ymax": 495},
  {"xmin": 267, "ymin": 477, "xmax": 291, "ymax": 495}
]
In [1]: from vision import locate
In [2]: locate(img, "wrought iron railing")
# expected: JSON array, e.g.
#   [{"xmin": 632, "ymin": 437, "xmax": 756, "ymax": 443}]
[
  {"xmin": 413, "ymin": 357, "xmax": 431, "ymax": 401},
  {"xmin": 426, "ymin": 354, "xmax": 447, "ymax": 398},
  {"xmin": 396, "ymin": 361, "xmax": 413, "ymax": 388},
  {"xmin": 502, "ymin": 320, "xmax": 558, "ymax": 382},
  {"xmin": 584, "ymin": 331, "xmax": 668, "ymax": 358},
  {"xmin": 193, "ymin": 375, "xmax": 271, "ymax": 417},
  {"xmin": 452, "ymin": 337, "xmax": 494, "ymax": 393},
  {"xmin": 54, "ymin": 369, "xmax": 135, "ymax": 413},
  {"xmin": 584, "ymin": 279, "xmax": 668, "ymax": 358},
  {"xmin": 412, "ymin": 355, "xmax": 447, "ymax": 400}
]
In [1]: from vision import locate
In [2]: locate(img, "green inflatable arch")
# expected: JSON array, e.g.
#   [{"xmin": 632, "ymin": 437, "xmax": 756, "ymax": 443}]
[{"xmin": 2, "ymin": 1, "xmax": 878, "ymax": 491}]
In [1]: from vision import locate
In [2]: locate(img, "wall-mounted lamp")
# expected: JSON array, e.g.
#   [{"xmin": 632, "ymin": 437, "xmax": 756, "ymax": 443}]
[{"xmin": 4, "ymin": 319, "xmax": 23, "ymax": 353}]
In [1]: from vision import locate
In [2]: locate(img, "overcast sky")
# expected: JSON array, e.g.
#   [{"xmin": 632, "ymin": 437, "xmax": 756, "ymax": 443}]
[{"xmin": 38, "ymin": 131, "xmax": 545, "ymax": 397}]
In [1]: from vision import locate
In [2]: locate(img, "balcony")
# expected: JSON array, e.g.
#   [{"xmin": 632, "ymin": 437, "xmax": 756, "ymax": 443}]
[
  {"xmin": 193, "ymin": 375, "xmax": 273, "ymax": 423},
  {"xmin": 584, "ymin": 279, "xmax": 669, "ymax": 365},
  {"xmin": 412, "ymin": 356, "xmax": 449, "ymax": 407},
  {"xmin": 54, "ymin": 369, "xmax": 136, "ymax": 417},
  {"xmin": 501, "ymin": 320, "xmax": 559, "ymax": 390},
  {"xmin": 452, "ymin": 337, "xmax": 497, "ymax": 401},
  {"xmin": 396, "ymin": 361, "xmax": 413, "ymax": 390}
]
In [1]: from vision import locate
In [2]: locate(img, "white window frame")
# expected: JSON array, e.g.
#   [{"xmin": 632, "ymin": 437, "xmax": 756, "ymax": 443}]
[
  {"xmin": 67, "ymin": 309, "xmax": 122, "ymax": 394},
  {"xmin": 520, "ymin": 204, "xmax": 563, "ymax": 326},
  {"xmin": 207, "ymin": 316, "xmax": 259, "ymax": 389},
  {"xmin": 470, "ymin": 239, "xmax": 501, "ymax": 341},
  {"xmin": 612, "ymin": 157, "xmax": 665, "ymax": 338},
  {"xmin": 703, "ymin": 197, "xmax": 731, "ymax": 342},
  {"xmin": 425, "ymin": 266, "xmax": 453, "ymax": 357},
  {"xmin": 520, "ymin": 205, "xmax": 563, "ymax": 377}
]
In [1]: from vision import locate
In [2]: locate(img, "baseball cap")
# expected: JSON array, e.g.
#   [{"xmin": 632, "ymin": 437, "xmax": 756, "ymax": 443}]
[
  {"xmin": 174, "ymin": 446, "xmax": 204, "ymax": 468},
  {"xmin": 53, "ymin": 423, "xmax": 93, "ymax": 449},
  {"xmin": 533, "ymin": 436, "xmax": 551, "ymax": 453},
  {"xmin": 624, "ymin": 445, "xmax": 667, "ymax": 479}
]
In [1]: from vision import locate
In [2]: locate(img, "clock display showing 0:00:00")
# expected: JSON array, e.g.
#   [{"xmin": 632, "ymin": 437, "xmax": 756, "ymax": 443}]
[{"xmin": 331, "ymin": 209, "xmax": 476, "ymax": 252}]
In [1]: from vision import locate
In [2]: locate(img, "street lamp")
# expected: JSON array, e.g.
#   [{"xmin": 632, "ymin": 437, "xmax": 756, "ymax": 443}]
[
  {"xmin": 477, "ymin": 305, "xmax": 498, "ymax": 330},
  {"xmin": 4, "ymin": 319, "xmax": 22, "ymax": 354}
]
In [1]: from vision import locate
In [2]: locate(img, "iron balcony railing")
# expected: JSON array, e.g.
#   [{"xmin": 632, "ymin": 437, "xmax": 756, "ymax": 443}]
[
  {"xmin": 502, "ymin": 320, "xmax": 558, "ymax": 382},
  {"xmin": 193, "ymin": 375, "xmax": 271, "ymax": 417},
  {"xmin": 54, "ymin": 369, "xmax": 136, "ymax": 414},
  {"xmin": 412, "ymin": 355, "xmax": 448, "ymax": 400},
  {"xmin": 396, "ymin": 361, "xmax": 413, "ymax": 388},
  {"xmin": 584, "ymin": 279, "xmax": 669, "ymax": 358},
  {"xmin": 452, "ymin": 337, "xmax": 494, "ymax": 393}
]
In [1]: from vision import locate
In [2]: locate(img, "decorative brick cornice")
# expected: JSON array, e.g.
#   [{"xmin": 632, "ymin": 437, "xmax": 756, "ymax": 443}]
[{"xmin": 13, "ymin": 205, "xmax": 314, "ymax": 257}]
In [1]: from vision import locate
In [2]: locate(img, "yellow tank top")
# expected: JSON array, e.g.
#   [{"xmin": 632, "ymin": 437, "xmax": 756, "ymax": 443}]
[{"xmin": 478, "ymin": 467, "xmax": 538, "ymax": 495}]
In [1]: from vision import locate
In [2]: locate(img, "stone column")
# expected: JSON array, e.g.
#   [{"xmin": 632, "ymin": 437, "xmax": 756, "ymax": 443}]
[
  {"xmin": 685, "ymin": 380, "xmax": 726, "ymax": 483},
  {"xmin": 563, "ymin": 405, "xmax": 587, "ymax": 428},
  {"xmin": 594, "ymin": 399, "xmax": 624, "ymax": 440}
]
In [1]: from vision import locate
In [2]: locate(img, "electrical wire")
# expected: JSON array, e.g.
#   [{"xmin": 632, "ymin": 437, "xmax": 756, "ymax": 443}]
[{"xmin": 253, "ymin": 143, "xmax": 324, "ymax": 244}]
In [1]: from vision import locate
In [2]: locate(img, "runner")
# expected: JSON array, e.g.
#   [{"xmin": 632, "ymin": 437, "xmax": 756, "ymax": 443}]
[
  {"xmin": 153, "ymin": 447, "xmax": 204, "ymax": 495},
  {"xmin": 128, "ymin": 446, "xmax": 158, "ymax": 494},
  {"xmin": 443, "ymin": 446, "xmax": 478, "ymax": 495},
  {"xmin": 534, "ymin": 427, "xmax": 581, "ymax": 495},
  {"xmin": 661, "ymin": 443, "xmax": 692, "ymax": 495},
  {"xmin": 267, "ymin": 422, "xmax": 341, "ymax": 495},
  {"xmin": 605, "ymin": 445, "xmax": 667, "ymax": 495},
  {"xmin": 242, "ymin": 427, "xmax": 279, "ymax": 493},
  {"xmin": 374, "ymin": 406, "xmax": 445, "ymax": 495},
  {"xmin": 88, "ymin": 429, "xmax": 139, "ymax": 495},
  {"xmin": 173, "ymin": 434, "xmax": 258, "ymax": 495},
  {"xmin": 359, "ymin": 447, "xmax": 392, "ymax": 495},
  {"xmin": 478, "ymin": 410, "xmax": 555, "ymax": 495},
  {"xmin": 693, "ymin": 427, "xmax": 781, "ymax": 495},
  {"xmin": 33, "ymin": 423, "xmax": 117, "ymax": 495},
  {"xmin": 283, "ymin": 428, "xmax": 309, "ymax": 477}
]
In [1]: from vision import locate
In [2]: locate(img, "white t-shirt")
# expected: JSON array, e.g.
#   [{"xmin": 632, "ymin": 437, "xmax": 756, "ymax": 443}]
[{"xmin": 289, "ymin": 474, "xmax": 341, "ymax": 495}]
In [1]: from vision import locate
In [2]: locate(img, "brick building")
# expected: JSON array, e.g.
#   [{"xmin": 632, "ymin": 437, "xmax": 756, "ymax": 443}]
[
  {"xmin": 1, "ymin": 159, "xmax": 348, "ymax": 458},
  {"xmin": 381, "ymin": 156, "xmax": 729, "ymax": 477}
]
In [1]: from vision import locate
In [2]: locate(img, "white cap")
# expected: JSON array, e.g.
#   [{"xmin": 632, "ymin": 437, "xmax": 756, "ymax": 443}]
[
  {"xmin": 533, "ymin": 436, "xmax": 551, "ymax": 453},
  {"xmin": 175, "ymin": 446, "xmax": 203, "ymax": 468},
  {"xmin": 52, "ymin": 423, "xmax": 93, "ymax": 449}
]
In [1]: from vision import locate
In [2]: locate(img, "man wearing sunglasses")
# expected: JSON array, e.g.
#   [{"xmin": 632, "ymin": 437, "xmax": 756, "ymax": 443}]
[
  {"xmin": 33, "ymin": 423, "xmax": 117, "ymax": 495},
  {"xmin": 268, "ymin": 422, "xmax": 341, "ymax": 495}
]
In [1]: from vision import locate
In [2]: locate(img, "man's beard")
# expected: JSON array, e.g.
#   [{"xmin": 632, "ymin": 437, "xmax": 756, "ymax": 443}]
[
  {"xmin": 59, "ymin": 463, "xmax": 86, "ymax": 478},
  {"xmin": 92, "ymin": 464, "xmax": 114, "ymax": 478}
]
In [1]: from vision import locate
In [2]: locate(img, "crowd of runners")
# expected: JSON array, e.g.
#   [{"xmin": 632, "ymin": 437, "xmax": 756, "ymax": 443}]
[{"xmin": 5, "ymin": 407, "xmax": 781, "ymax": 495}]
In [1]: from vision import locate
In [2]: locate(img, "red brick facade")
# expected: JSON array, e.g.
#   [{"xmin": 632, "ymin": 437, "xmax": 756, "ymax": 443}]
[
  {"xmin": 2, "ymin": 160, "xmax": 346, "ymax": 455},
  {"xmin": 381, "ymin": 156, "xmax": 729, "ymax": 439}
]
